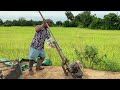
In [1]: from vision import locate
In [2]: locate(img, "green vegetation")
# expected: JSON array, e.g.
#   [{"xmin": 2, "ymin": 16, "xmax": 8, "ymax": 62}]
[
  {"xmin": 1, "ymin": 11, "xmax": 120, "ymax": 30},
  {"xmin": 0, "ymin": 27, "xmax": 120, "ymax": 71}
]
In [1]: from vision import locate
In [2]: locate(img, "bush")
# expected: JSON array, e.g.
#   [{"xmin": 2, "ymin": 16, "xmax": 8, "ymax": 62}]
[
  {"xmin": 63, "ymin": 21, "xmax": 70, "ymax": 27},
  {"xmin": 74, "ymin": 45, "xmax": 120, "ymax": 72}
]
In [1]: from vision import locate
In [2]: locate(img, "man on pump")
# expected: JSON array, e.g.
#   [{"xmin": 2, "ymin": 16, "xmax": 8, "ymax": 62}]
[{"xmin": 29, "ymin": 19, "xmax": 54, "ymax": 75}]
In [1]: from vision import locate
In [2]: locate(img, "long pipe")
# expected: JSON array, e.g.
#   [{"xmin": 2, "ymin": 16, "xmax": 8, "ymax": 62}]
[{"xmin": 38, "ymin": 11, "xmax": 67, "ymax": 58}]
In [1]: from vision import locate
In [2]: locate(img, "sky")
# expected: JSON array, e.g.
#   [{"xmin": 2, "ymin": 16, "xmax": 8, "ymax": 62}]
[{"xmin": 0, "ymin": 11, "xmax": 120, "ymax": 23}]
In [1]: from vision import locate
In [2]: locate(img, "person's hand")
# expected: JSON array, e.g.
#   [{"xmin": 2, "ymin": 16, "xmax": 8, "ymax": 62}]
[
  {"xmin": 50, "ymin": 39, "xmax": 55, "ymax": 48},
  {"xmin": 46, "ymin": 42, "xmax": 55, "ymax": 48},
  {"xmin": 50, "ymin": 38, "xmax": 55, "ymax": 43},
  {"xmin": 46, "ymin": 38, "xmax": 55, "ymax": 48}
]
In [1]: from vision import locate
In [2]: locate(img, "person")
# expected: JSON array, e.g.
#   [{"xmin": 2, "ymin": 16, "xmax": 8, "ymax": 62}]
[{"xmin": 29, "ymin": 19, "xmax": 54, "ymax": 75}]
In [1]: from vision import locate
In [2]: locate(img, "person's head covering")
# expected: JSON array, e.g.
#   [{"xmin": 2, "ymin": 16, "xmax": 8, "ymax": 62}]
[{"xmin": 45, "ymin": 19, "xmax": 53, "ymax": 23}]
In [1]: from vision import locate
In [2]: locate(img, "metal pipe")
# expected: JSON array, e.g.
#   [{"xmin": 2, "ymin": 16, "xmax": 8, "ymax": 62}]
[{"xmin": 38, "ymin": 11, "xmax": 67, "ymax": 58}]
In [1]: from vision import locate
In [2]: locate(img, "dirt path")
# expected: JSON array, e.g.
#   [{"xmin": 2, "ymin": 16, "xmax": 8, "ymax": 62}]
[
  {"xmin": 21, "ymin": 66, "xmax": 120, "ymax": 79},
  {"xmin": 84, "ymin": 69, "xmax": 120, "ymax": 79}
]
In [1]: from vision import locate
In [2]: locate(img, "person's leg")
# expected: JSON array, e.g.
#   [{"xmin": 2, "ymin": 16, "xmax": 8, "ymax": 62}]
[
  {"xmin": 36, "ymin": 50, "xmax": 46, "ymax": 71},
  {"xmin": 29, "ymin": 47, "xmax": 40, "ymax": 75},
  {"xmin": 29, "ymin": 60, "xmax": 34, "ymax": 75},
  {"xmin": 36, "ymin": 57, "xmax": 45, "ymax": 71}
]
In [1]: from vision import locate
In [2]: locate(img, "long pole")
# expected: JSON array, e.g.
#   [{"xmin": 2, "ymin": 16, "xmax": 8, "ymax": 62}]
[{"xmin": 38, "ymin": 11, "xmax": 67, "ymax": 59}]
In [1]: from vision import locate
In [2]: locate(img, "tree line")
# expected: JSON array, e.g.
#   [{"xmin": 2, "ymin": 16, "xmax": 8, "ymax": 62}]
[
  {"xmin": 62, "ymin": 11, "xmax": 120, "ymax": 30},
  {"xmin": 0, "ymin": 17, "xmax": 43, "ymax": 27},
  {"xmin": 0, "ymin": 11, "xmax": 120, "ymax": 30}
]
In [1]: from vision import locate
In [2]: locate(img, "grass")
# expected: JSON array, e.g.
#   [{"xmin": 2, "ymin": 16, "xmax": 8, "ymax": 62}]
[{"xmin": 0, "ymin": 26, "xmax": 120, "ymax": 71}]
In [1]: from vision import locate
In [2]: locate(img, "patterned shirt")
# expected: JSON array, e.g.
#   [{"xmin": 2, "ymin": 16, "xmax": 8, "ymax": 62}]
[{"xmin": 30, "ymin": 26, "xmax": 51, "ymax": 50}]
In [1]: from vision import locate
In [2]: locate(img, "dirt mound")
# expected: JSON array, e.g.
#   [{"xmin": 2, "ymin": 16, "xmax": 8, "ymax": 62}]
[
  {"xmin": 0, "ymin": 62, "xmax": 22, "ymax": 79},
  {"xmin": 21, "ymin": 66, "xmax": 120, "ymax": 79}
]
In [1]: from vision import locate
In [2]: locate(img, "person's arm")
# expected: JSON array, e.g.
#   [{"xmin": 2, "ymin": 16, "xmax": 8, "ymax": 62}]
[
  {"xmin": 35, "ymin": 24, "xmax": 45, "ymax": 32},
  {"xmin": 46, "ymin": 31, "xmax": 55, "ymax": 48}
]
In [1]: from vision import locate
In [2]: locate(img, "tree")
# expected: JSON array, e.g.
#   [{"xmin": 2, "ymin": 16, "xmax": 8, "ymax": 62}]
[
  {"xmin": 65, "ymin": 11, "xmax": 74, "ymax": 21},
  {"xmin": 12, "ymin": 20, "xmax": 20, "ymax": 26},
  {"xmin": 63, "ymin": 20, "xmax": 70, "ymax": 27},
  {"xmin": 0, "ymin": 19, "xmax": 3, "ymax": 26},
  {"xmin": 104, "ymin": 13, "xmax": 119, "ymax": 30},
  {"xmin": 118, "ymin": 16, "xmax": 120, "ymax": 30},
  {"xmin": 33, "ymin": 21, "xmax": 42, "ymax": 26},
  {"xmin": 56, "ymin": 21, "xmax": 63, "ymax": 26},
  {"xmin": 70, "ymin": 20, "xmax": 79, "ymax": 27},
  {"xmin": 4, "ymin": 20, "xmax": 12, "ymax": 27},
  {"xmin": 25, "ymin": 19, "xmax": 34, "ymax": 26},
  {"xmin": 89, "ymin": 17, "xmax": 104, "ymax": 29},
  {"xmin": 75, "ymin": 11, "xmax": 93, "ymax": 28},
  {"xmin": 18, "ymin": 17, "xmax": 27, "ymax": 26}
]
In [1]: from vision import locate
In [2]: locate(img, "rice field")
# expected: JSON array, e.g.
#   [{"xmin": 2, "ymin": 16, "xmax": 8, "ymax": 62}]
[{"xmin": 0, "ymin": 26, "xmax": 120, "ymax": 69}]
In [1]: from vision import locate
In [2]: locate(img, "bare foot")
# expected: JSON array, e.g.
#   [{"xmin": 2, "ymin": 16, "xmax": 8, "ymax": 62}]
[{"xmin": 36, "ymin": 66, "xmax": 44, "ymax": 71}]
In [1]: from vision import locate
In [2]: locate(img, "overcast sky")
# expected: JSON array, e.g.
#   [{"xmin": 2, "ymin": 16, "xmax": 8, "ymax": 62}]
[{"xmin": 0, "ymin": 11, "xmax": 120, "ymax": 23}]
